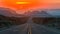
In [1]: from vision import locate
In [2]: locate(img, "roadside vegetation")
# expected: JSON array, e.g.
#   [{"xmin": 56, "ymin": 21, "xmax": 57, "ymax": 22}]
[
  {"xmin": 0, "ymin": 15, "xmax": 29, "ymax": 28},
  {"xmin": 32, "ymin": 17, "xmax": 60, "ymax": 29}
]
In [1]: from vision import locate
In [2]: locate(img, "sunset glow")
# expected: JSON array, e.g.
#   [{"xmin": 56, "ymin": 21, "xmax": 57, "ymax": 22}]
[
  {"xmin": 16, "ymin": 2, "xmax": 30, "ymax": 4},
  {"xmin": 0, "ymin": 0, "xmax": 60, "ymax": 14}
]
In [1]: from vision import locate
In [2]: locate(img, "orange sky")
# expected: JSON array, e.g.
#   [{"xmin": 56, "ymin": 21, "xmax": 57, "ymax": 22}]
[{"xmin": 0, "ymin": 0, "xmax": 60, "ymax": 14}]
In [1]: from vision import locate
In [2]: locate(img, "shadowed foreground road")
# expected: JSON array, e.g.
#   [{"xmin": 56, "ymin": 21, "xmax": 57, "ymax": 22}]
[
  {"xmin": 0, "ymin": 17, "xmax": 60, "ymax": 34},
  {"xmin": 0, "ymin": 23, "xmax": 28, "ymax": 34},
  {"xmin": 31, "ymin": 23, "xmax": 60, "ymax": 34},
  {"xmin": 28, "ymin": 17, "xmax": 60, "ymax": 34}
]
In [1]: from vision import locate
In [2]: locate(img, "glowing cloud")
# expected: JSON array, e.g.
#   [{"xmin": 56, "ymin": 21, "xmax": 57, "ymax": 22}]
[{"xmin": 16, "ymin": 2, "xmax": 30, "ymax": 4}]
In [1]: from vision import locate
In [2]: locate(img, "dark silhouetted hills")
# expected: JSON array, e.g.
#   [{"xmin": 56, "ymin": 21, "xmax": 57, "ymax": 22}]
[{"xmin": 0, "ymin": 7, "xmax": 29, "ymax": 28}]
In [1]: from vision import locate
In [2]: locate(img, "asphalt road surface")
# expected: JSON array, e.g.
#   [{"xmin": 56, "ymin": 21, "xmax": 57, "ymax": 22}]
[
  {"xmin": 0, "ymin": 17, "xmax": 60, "ymax": 34},
  {"xmin": 0, "ymin": 23, "xmax": 28, "ymax": 34}
]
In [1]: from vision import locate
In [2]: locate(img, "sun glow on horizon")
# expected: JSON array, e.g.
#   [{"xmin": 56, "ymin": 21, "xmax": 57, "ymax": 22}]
[
  {"xmin": 0, "ymin": 0, "xmax": 60, "ymax": 14},
  {"xmin": 16, "ymin": 2, "xmax": 30, "ymax": 4}
]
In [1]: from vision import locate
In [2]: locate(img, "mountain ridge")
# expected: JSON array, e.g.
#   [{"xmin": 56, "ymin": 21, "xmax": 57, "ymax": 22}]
[{"xmin": 0, "ymin": 7, "xmax": 25, "ymax": 17}]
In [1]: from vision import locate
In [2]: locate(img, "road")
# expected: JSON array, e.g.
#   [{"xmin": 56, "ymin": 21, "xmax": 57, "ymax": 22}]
[
  {"xmin": 0, "ymin": 23, "xmax": 28, "ymax": 34},
  {"xmin": 31, "ymin": 23, "xmax": 60, "ymax": 34},
  {"xmin": 0, "ymin": 17, "xmax": 60, "ymax": 34},
  {"xmin": 27, "ymin": 17, "xmax": 60, "ymax": 34}
]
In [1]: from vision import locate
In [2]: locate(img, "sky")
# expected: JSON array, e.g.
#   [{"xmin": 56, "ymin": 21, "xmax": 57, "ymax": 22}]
[{"xmin": 0, "ymin": 0, "xmax": 60, "ymax": 14}]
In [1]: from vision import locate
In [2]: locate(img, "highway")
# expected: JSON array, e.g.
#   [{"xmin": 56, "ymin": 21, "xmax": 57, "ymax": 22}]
[
  {"xmin": 0, "ymin": 23, "xmax": 28, "ymax": 34},
  {"xmin": 31, "ymin": 23, "xmax": 60, "ymax": 34},
  {"xmin": 27, "ymin": 17, "xmax": 60, "ymax": 34},
  {"xmin": 0, "ymin": 17, "xmax": 60, "ymax": 34}
]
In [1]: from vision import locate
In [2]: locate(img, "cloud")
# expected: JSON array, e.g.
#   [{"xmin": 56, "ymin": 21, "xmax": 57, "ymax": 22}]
[
  {"xmin": 38, "ymin": 0, "xmax": 60, "ymax": 3},
  {"xmin": 0, "ymin": 0, "xmax": 60, "ymax": 9}
]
